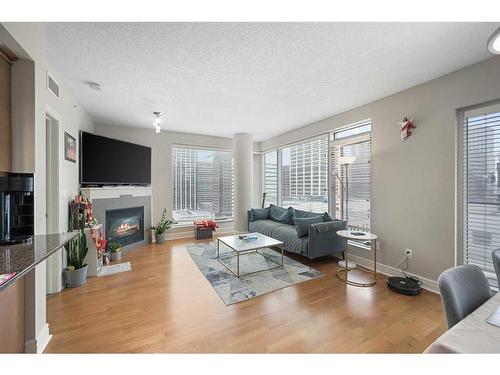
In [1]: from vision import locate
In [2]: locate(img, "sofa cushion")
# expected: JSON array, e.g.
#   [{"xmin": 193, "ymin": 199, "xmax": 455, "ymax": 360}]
[
  {"xmin": 293, "ymin": 215, "xmax": 324, "ymax": 237},
  {"xmin": 294, "ymin": 208, "xmax": 332, "ymax": 222},
  {"xmin": 269, "ymin": 204, "xmax": 294, "ymax": 224},
  {"xmin": 250, "ymin": 207, "xmax": 270, "ymax": 222},
  {"xmin": 272, "ymin": 224, "xmax": 309, "ymax": 256},
  {"xmin": 248, "ymin": 219, "xmax": 287, "ymax": 238},
  {"xmin": 322, "ymin": 212, "xmax": 333, "ymax": 222}
]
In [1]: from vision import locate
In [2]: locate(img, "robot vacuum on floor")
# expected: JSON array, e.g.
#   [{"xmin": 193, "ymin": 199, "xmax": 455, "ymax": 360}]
[{"xmin": 387, "ymin": 276, "xmax": 422, "ymax": 296}]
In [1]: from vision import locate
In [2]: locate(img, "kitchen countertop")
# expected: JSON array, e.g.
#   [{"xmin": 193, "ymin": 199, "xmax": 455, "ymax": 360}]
[{"xmin": 0, "ymin": 232, "xmax": 78, "ymax": 291}]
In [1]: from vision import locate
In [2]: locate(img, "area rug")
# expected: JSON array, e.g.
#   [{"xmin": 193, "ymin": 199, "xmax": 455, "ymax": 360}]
[
  {"xmin": 98, "ymin": 261, "xmax": 131, "ymax": 277},
  {"xmin": 186, "ymin": 242, "xmax": 323, "ymax": 305}
]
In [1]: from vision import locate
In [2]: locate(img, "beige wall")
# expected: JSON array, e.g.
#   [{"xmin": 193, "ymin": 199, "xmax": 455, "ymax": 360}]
[
  {"xmin": 94, "ymin": 123, "xmax": 262, "ymax": 235},
  {"xmin": 261, "ymin": 55, "xmax": 500, "ymax": 283},
  {"xmin": 0, "ymin": 54, "xmax": 11, "ymax": 172}
]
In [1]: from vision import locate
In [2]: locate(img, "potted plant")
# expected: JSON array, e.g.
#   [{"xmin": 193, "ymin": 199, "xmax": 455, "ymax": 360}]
[
  {"xmin": 108, "ymin": 241, "xmax": 122, "ymax": 262},
  {"xmin": 151, "ymin": 208, "xmax": 175, "ymax": 245},
  {"xmin": 64, "ymin": 201, "xmax": 89, "ymax": 287}
]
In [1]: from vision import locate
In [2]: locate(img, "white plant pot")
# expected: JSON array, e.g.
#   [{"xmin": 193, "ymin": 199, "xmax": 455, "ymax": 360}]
[
  {"xmin": 64, "ymin": 265, "xmax": 88, "ymax": 288},
  {"xmin": 156, "ymin": 232, "xmax": 167, "ymax": 244},
  {"xmin": 110, "ymin": 251, "xmax": 122, "ymax": 262}
]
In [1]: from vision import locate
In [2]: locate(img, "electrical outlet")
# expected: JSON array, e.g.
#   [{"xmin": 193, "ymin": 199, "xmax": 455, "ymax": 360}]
[{"xmin": 405, "ymin": 248, "xmax": 413, "ymax": 259}]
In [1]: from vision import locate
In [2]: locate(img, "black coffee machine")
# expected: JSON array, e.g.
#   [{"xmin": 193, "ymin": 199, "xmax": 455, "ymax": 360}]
[{"xmin": 0, "ymin": 173, "xmax": 34, "ymax": 246}]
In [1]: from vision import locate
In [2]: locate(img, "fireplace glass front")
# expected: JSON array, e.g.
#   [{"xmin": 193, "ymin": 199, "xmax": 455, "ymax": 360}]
[{"xmin": 105, "ymin": 206, "xmax": 144, "ymax": 247}]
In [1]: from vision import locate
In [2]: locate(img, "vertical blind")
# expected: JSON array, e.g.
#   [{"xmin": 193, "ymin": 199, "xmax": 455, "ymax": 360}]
[
  {"xmin": 463, "ymin": 106, "xmax": 500, "ymax": 289},
  {"xmin": 280, "ymin": 136, "xmax": 329, "ymax": 213},
  {"xmin": 263, "ymin": 151, "xmax": 278, "ymax": 206},
  {"xmin": 330, "ymin": 123, "xmax": 371, "ymax": 231},
  {"xmin": 172, "ymin": 145, "xmax": 233, "ymax": 223}
]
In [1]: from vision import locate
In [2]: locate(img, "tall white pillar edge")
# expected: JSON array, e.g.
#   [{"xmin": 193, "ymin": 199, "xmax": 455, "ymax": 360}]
[{"xmin": 233, "ymin": 133, "xmax": 254, "ymax": 232}]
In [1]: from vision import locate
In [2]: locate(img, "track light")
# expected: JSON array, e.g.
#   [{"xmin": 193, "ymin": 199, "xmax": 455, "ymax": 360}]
[{"xmin": 153, "ymin": 112, "xmax": 162, "ymax": 133}]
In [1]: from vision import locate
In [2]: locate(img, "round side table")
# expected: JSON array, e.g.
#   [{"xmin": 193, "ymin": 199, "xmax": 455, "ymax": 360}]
[{"xmin": 336, "ymin": 230, "xmax": 378, "ymax": 287}]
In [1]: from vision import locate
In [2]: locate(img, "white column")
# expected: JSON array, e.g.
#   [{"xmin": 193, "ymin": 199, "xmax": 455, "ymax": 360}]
[{"xmin": 233, "ymin": 133, "xmax": 254, "ymax": 232}]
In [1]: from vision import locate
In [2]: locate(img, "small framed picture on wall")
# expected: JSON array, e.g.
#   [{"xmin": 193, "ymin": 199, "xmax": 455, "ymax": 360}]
[{"xmin": 64, "ymin": 132, "xmax": 77, "ymax": 163}]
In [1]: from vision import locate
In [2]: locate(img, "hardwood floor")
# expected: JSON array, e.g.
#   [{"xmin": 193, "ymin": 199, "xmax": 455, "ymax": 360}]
[{"xmin": 45, "ymin": 236, "xmax": 446, "ymax": 353}]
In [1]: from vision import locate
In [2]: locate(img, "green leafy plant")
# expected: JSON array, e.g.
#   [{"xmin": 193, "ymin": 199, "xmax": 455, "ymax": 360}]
[
  {"xmin": 64, "ymin": 203, "xmax": 88, "ymax": 270},
  {"xmin": 151, "ymin": 208, "xmax": 175, "ymax": 235},
  {"xmin": 108, "ymin": 241, "xmax": 122, "ymax": 253}
]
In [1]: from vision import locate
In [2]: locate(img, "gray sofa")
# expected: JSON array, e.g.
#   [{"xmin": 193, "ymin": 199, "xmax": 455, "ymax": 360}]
[{"xmin": 247, "ymin": 204, "xmax": 346, "ymax": 260}]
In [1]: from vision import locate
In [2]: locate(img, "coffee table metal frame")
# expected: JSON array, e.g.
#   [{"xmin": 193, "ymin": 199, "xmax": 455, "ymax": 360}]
[{"xmin": 216, "ymin": 236, "xmax": 284, "ymax": 278}]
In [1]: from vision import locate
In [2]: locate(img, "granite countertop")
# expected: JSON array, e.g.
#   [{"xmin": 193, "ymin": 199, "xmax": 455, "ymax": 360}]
[{"xmin": 0, "ymin": 232, "xmax": 78, "ymax": 290}]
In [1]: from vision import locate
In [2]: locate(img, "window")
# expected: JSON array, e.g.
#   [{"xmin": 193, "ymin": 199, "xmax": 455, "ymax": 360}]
[
  {"xmin": 461, "ymin": 104, "xmax": 500, "ymax": 289},
  {"xmin": 330, "ymin": 121, "xmax": 372, "ymax": 232},
  {"xmin": 263, "ymin": 151, "xmax": 278, "ymax": 206},
  {"xmin": 333, "ymin": 122, "xmax": 371, "ymax": 140},
  {"xmin": 280, "ymin": 136, "xmax": 329, "ymax": 212},
  {"xmin": 172, "ymin": 145, "xmax": 233, "ymax": 224}
]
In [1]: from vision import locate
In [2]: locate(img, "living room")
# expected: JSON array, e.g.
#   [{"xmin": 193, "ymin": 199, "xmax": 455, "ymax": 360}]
[{"xmin": 1, "ymin": 1, "xmax": 500, "ymax": 372}]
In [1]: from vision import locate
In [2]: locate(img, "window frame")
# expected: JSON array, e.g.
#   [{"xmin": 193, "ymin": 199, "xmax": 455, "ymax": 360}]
[
  {"xmin": 259, "ymin": 120, "xmax": 372, "ymax": 249},
  {"xmin": 171, "ymin": 144, "xmax": 234, "ymax": 227},
  {"xmin": 330, "ymin": 124, "xmax": 372, "ymax": 250},
  {"xmin": 261, "ymin": 149, "xmax": 279, "ymax": 207},
  {"xmin": 457, "ymin": 101, "xmax": 500, "ymax": 289},
  {"xmin": 278, "ymin": 134, "xmax": 330, "ymax": 213}
]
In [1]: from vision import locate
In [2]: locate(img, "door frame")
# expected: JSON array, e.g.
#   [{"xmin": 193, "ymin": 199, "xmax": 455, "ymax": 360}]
[{"xmin": 45, "ymin": 107, "xmax": 62, "ymax": 294}]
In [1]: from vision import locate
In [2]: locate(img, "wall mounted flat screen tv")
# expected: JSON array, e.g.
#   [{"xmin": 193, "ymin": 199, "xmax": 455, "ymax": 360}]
[{"xmin": 80, "ymin": 132, "xmax": 151, "ymax": 186}]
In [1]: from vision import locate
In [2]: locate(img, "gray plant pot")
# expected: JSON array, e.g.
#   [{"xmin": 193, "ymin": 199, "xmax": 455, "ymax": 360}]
[
  {"xmin": 64, "ymin": 265, "xmax": 88, "ymax": 288},
  {"xmin": 110, "ymin": 251, "xmax": 122, "ymax": 262},
  {"xmin": 156, "ymin": 231, "xmax": 167, "ymax": 244}
]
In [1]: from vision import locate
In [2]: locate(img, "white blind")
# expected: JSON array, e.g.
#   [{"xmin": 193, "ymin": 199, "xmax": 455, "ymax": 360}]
[
  {"xmin": 280, "ymin": 136, "xmax": 329, "ymax": 213},
  {"xmin": 172, "ymin": 146, "xmax": 233, "ymax": 223},
  {"xmin": 463, "ymin": 107, "xmax": 500, "ymax": 289},
  {"xmin": 263, "ymin": 151, "xmax": 278, "ymax": 206},
  {"xmin": 331, "ymin": 125, "xmax": 371, "ymax": 231}
]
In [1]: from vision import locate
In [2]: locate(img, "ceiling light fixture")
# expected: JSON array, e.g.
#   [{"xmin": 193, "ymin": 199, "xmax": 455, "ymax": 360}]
[
  {"xmin": 86, "ymin": 81, "xmax": 102, "ymax": 91},
  {"xmin": 487, "ymin": 27, "xmax": 500, "ymax": 54},
  {"xmin": 153, "ymin": 112, "xmax": 162, "ymax": 134}
]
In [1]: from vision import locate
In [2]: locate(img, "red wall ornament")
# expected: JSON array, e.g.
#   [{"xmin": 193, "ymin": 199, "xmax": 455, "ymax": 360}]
[{"xmin": 399, "ymin": 117, "xmax": 416, "ymax": 140}]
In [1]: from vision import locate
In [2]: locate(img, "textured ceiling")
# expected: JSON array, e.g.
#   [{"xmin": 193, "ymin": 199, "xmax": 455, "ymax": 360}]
[{"xmin": 44, "ymin": 22, "xmax": 498, "ymax": 141}]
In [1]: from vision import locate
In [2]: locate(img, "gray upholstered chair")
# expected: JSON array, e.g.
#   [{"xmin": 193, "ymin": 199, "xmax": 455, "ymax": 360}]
[
  {"xmin": 493, "ymin": 249, "xmax": 500, "ymax": 285},
  {"xmin": 438, "ymin": 264, "xmax": 491, "ymax": 329}
]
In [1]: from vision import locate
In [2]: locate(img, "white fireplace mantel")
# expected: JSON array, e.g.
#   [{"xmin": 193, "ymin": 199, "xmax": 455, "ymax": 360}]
[{"xmin": 80, "ymin": 186, "xmax": 153, "ymax": 201}]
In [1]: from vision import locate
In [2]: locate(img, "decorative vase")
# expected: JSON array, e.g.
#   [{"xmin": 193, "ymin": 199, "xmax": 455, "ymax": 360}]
[
  {"xmin": 156, "ymin": 232, "xmax": 166, "ymax": 245},
  {"xmin": 110, "ymin": 251, "xmax": 122, "ymax": 262},
  {"xmin": 64, "ymin": 265, "xmax": 88, "ymax": 288}
]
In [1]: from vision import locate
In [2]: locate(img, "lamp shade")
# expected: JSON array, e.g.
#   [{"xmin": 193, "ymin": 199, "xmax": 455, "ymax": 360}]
[{"xmin": 339, "ymin": 156, "xmax": 357, "ymax": 165}]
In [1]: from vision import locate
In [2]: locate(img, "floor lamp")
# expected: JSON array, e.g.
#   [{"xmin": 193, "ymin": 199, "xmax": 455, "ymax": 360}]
[{"xmin": 337, "ymin": 155, "xmax": 357, "ymax": 270}]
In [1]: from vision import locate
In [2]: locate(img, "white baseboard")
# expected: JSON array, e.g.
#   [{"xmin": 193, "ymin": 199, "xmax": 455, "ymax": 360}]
[
  {"xmin": 24, "ymin": 323, "xmax": 52, "ymax": 353},
  {"xmin": 348, "ymin": 254, "xmax": 439, "ymax": 294}
]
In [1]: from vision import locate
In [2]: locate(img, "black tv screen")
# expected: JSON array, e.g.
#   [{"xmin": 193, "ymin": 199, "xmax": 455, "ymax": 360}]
[{"xmin": 80, "ymin": 132, "xmax": 151, "ymax": 186}]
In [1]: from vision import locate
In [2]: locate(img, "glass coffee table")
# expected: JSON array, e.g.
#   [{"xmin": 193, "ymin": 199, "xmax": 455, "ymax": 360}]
[{"xmin": 216, "ymin": 233, "xmax": 284, "ymax": 277}]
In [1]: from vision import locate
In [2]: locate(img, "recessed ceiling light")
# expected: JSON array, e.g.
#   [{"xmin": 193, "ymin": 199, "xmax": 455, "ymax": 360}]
[
  {"xmin": 86, "ymin": 81, "xmax": 102, "ymax": 91},
  {"xmin": 487, "ymin": 27, "xmax": 500, "ymax": 54}
]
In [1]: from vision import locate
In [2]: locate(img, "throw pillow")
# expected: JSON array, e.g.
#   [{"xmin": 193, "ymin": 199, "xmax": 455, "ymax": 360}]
[
  {"xmin": 293, "ymin": 208, "xmax": 315, "ymax": 219},
  {"xmin": 269, "ymin": 204, "xmax": 286, "ymax": 221},
  {"xmin": 280, "ymin": 207, "xmax": 295, "ymax": 224},
  {"xmin": 322, "ymin": 212, "xmax": 333, "ymax": 222},
  {"xmin": 293, "ymin": 215, "xmax": 324, "ymax": 237},
  {"xmin": 294, "ymin": 208, "xmax": 332, "ymax": 222},
  {"xmin": 250, "ymin": 207, "xmax": 270, "ymax": 222}
]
